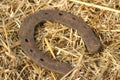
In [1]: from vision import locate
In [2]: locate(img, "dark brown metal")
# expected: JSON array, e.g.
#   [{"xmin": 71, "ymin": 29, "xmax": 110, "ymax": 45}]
[{"xmin": 19, "ymin": 10, "xmax": 101, "ymax": 74}]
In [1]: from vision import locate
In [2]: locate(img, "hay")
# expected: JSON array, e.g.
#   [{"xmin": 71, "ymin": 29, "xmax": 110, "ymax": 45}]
[{"xmin": 0, "ymin": 0, "xmax": 120, "ymax": 80}]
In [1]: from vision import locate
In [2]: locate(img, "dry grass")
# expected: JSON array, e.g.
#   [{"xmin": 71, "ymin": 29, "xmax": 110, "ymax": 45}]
[{"xmin": 0, "ymin": 0, "xmax": 120, "ymax": 80}]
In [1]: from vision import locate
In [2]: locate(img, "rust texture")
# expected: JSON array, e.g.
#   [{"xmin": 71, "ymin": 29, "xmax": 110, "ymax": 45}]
[{"xmin": 19, "ymin": 10, "xmax": 101, "ymax": 74}]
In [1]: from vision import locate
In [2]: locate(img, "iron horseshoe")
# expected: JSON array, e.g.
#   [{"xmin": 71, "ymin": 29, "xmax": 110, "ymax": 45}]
[{"xmin": 19, "ymin": 10, "xmax": 101, "ymax": 74}]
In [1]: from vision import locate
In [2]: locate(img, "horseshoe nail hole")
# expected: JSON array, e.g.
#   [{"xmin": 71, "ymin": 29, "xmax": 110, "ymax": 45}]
[
  {"xmin": 30, "ymin": 49, "xmax": 33, "ymax": 52},
  {"xmin": 59, "ymin": 13, "xmax": 63, "ymax": 16},
  {"xmin": 45, "ymin": 13, "xmax": 48, "ymax": 15},
  {"xmin": 72, "ymin": 17, "xmax": 76, "ymax": 20},
  {"xmin": 40, "ymin": 58, "xmax": 44, "ymax": 61},
  {"xmin": 25, "ymin": 39, "xmax": 29, "ymax": 42}
]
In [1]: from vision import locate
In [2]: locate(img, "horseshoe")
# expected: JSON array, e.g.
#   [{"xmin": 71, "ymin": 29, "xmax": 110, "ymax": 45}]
[{"xmin": 19, "ymin": 10, "xmax": 101, "ymax": 74}]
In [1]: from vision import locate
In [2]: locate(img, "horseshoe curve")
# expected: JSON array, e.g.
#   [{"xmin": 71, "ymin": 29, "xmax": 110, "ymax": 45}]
[{"xmin": 19, "ymin": 10, "xmax": 101, "ymax": 74}]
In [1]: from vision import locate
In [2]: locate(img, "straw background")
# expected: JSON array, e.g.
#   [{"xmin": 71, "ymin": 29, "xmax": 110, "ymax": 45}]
[{"xmin": 0, "ymin": 0, "xmax": 120, "ymax": 80}]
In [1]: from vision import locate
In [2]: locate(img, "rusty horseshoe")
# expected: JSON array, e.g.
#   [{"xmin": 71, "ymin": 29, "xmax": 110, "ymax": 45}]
[{"xmin": 19, "ymin": 10, "xmax": 101, "ymax": 74}]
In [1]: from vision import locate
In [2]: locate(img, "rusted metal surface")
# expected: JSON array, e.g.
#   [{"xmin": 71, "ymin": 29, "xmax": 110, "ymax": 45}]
[{"xmin": 19, "ymin": 10, "xmax": 101, "ymax": 74}]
